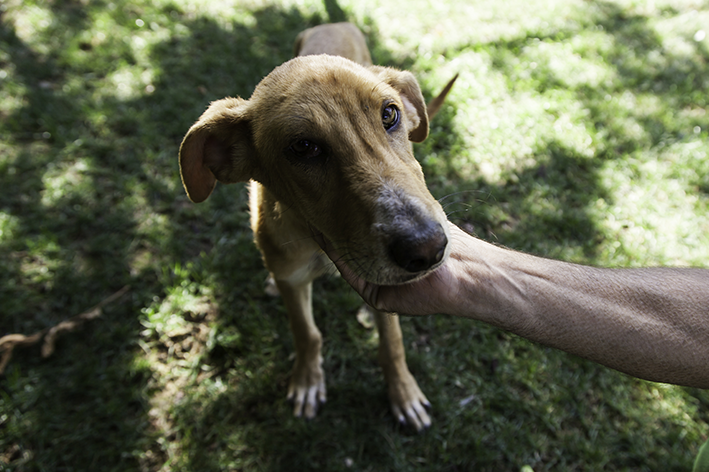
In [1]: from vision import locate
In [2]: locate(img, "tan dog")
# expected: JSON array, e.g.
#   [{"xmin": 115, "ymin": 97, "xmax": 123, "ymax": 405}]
[{"xmin": 179, "ymin": 22, "xmax": 454, "ymax": 430}]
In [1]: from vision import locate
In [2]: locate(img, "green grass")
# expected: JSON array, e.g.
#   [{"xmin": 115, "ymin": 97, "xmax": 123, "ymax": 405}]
[{"xmin": 1, "ymin": 0, "xmax": 708, "ymax": 470}]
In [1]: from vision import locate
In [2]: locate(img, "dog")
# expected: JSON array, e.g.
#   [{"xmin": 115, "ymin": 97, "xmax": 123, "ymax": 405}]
[{"xmin": 179, "ymin": 22, "xmax": 455, "ymax": 431}]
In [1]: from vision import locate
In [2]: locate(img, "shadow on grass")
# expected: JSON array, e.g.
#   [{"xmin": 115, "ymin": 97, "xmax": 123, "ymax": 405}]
[
  {"xmin": 0, "ymin": 4, "xmax": 153, "ymax": 469},
  {"xmin": 0, "ymin": 1, "xmax": 327, "ymax": 469}
]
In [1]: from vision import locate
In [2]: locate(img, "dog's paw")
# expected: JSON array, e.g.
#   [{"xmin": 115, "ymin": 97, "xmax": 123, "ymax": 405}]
[
  {"xmin": 388, "ymin": 373, "xmax": 431, "ymax": 432},
  {"xmin": 287, "ymin": 357, "xmax": 326, "ymax": 419}
]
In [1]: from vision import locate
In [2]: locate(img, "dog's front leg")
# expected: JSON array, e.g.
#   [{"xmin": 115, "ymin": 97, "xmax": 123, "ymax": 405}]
[
  {"xmin": 373, "ymin": 310, "xmax": 431, "ymax": 431},
  {"xmin": 276, "ymin": 279, "xmax": 327, "ymax": 419}
]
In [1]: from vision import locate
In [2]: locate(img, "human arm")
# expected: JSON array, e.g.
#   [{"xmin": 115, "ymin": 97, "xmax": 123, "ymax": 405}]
[{"xmin": 321, "ymin": 223, "xmax": 709, "ymax": 388}]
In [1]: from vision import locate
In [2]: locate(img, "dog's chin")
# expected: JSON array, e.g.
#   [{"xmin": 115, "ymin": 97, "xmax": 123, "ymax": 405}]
[
  {"xmin": 375, "ymin": 260, "xmax": 445, "ymax": 285},
  {"xmin": 342, "ymin": 251, "xmax": 446, "ymax": 286}
]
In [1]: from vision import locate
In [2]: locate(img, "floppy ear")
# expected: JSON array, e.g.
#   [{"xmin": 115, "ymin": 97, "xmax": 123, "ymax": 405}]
[
  {"xmin": 369, "ymin": 66, "xmax": 429, "ymax": 143},
  {"xmin": 179, "ymin": 97, "xmax": 256, "ymax": 203}
]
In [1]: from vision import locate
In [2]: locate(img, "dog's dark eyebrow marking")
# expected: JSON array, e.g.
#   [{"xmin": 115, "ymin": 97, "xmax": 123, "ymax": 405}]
[
  {"xmin": 278, "ymin": 113, "xmax": 315, "ymax": 136},
  {"xmin": 281, "ymin": 113, "xmax": 310, "ymax": 124}
]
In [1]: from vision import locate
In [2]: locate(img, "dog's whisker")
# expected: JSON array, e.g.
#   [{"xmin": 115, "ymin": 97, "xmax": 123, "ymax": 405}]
[
  {"xmin": 445, "ymin": 209, "xmax": 475, "ymax": 219},
  {"xmin": 441, "ymin": 200, "xmax": 466, "ymax": 211},
  {"xmin": 436, "ymin": 190, "xmax": 478, "ymax": 203},
  {"xmin": 437, "ymin": 190, "xmax": 497, "ymax": 206}
]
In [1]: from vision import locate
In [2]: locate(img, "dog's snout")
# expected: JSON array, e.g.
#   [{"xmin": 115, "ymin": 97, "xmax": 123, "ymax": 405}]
[{"xmin": 389, "ymin": 222, "xmax": 448, "ymax": 273}]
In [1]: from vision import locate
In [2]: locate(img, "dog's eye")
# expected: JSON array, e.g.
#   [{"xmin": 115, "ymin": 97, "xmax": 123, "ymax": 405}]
[
  {"xmin": 382, "ymin": 104, "xmax": 400, "ymax": 131},
  {"xmin": 289, "ymin": 139, "xmax": 323, "ymax": 160}
]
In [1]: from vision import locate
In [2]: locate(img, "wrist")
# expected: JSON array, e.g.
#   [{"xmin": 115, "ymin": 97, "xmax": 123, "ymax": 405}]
[{"xmin": 442, "ymin": 226, "xmax": 528, "ymax": 328}]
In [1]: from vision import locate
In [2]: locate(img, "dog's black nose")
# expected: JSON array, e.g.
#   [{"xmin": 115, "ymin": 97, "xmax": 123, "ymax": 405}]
[{"xmin": 389, "ymin": 222, "xmax": 448, "ymax": 273}]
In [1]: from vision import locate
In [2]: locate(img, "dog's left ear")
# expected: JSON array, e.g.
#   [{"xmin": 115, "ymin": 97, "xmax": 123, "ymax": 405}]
[{"xmin": 369, "ymin": 66, "xmax": 429, "ymax": 143}]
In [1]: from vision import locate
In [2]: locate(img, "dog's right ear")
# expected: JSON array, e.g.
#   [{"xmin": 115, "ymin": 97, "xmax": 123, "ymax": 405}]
[{"xmin": 179, "ymin": 97, "xmax": 256, "ymax": 203}]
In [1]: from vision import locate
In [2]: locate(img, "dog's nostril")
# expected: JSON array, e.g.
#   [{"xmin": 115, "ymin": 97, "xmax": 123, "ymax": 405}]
[
  {"xmin": 389, "ymin": 224, "xmax": 448, "ymax": 273},
  {"xmin": 401, "ymin": 256, "xmax": 429, "ymax": 274}
]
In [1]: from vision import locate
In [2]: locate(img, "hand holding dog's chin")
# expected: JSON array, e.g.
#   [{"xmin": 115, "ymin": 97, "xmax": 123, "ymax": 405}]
[
  {"xmin": 318, "ymin": 224, "xmax": 469, "ymax": 317},
  {"xmin": 342, "ymin": 261, "xmax": 459, "ymax": 316}
]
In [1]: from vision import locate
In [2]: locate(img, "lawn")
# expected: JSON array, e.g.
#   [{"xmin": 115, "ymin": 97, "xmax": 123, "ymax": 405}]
[{"xmin": 1, "ymin": 0, "xmax": 708, "ymax": 470}]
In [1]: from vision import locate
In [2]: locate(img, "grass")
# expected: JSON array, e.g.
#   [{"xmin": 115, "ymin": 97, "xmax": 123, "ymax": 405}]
[{"xmin": 1, "ymin": 0, "xmax": 708, "ymax": 470}]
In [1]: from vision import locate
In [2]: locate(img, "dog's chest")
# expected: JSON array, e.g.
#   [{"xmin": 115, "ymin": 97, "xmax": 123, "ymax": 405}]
[{"xmin": 283, "ymin": 250, "xmax": 335, "ymax": 286}]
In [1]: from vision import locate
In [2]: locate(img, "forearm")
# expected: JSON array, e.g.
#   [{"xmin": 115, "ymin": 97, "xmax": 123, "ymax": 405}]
[
  {"xmin": 453, "ymin": 238, "xmax": 709, "ymax": 388},
  {"xmin": 320, "ymin": 223, "xmax": 709, "ymax": 388}
]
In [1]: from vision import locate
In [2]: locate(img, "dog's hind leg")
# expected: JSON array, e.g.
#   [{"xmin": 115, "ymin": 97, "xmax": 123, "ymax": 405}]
[
  {"xmin": 373, "ymin": 310, "xmax": 431, "ymax": 431},
  {"xmin": 276, "ymin": 279, "xmax": 327, "ymax": 418}
]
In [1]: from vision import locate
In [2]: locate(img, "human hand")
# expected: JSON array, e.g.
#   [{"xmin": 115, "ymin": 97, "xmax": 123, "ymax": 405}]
[{"xmin": 317, "ymin": 222, "xmax": 470, "ymax": 316}]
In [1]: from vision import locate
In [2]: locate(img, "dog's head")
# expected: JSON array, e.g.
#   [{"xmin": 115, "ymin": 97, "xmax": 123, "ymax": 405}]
[{"xmin": 179, "ymin": 55, "xmax": 449, "ymax": 284}]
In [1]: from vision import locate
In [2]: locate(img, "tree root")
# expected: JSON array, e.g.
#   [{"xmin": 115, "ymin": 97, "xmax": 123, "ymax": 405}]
[{"xmin": 0, "ymin": 285, "xmax": 131, "ymax": 374}]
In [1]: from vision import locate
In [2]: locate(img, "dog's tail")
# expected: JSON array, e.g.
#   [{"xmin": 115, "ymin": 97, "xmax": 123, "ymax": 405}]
[{"xmin": 426, "ymin": 73, "xmax": 459, "ymax": 120}]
